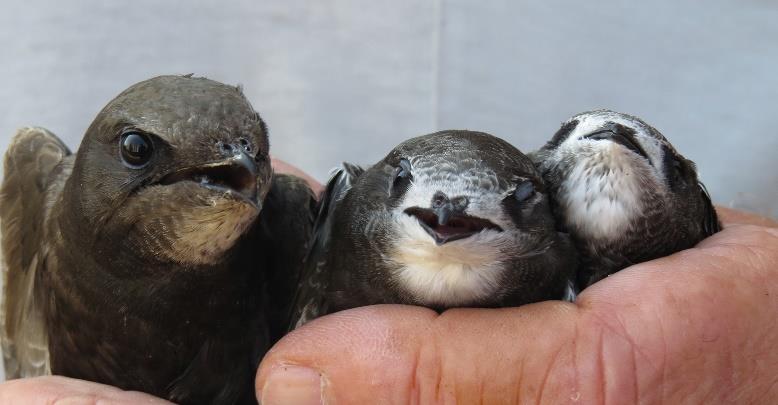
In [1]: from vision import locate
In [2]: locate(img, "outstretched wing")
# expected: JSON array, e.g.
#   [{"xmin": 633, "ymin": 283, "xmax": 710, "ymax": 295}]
[
  {"xmin": 287, "ymin": 163, "xmax": 363, "ymax": 331},
  {"xmin": 0, "ymin": 127, "xmax": 71, "ymax": 378}
]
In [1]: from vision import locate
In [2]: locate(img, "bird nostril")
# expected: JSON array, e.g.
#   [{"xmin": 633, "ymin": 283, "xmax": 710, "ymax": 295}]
[
  {"xmin": 432, "ymin": 191, "xmax": 448, "ymax": 208},
  {"xmin": 238, "ymin": 138, "xmax": 251, "ymax": 152},
  {"xmin": 218, "ymin": 142, "xmax": 234, "ymax": 155}
]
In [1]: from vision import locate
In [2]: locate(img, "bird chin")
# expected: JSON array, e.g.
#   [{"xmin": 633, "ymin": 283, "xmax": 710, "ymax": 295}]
[
  {"xmin": 555, "ymin": 142, "xmax": 664, "ymax": 241},
  {"xmin": 125, "ymin": 182, "xmax": 261, "ymax": 265},
  {"xmin": 386, "ymin": 213, "xmax": 509, "ymax": 306},
  {"xmin": 165, "ymin": 197, "xmax": 259, "ymax": 265}
]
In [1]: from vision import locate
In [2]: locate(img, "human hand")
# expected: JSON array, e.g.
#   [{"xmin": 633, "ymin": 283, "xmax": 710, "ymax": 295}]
[
  {"xmin": 256, "ymin": 207, "xmax": 778, "ymax": 404},
  {"xmin": 271, "ymin": 157, "xmax": 324, "ymax": 196},
  {"xmin": 0, "ymin": 376, "xmax": 172, "ymax": 404}
]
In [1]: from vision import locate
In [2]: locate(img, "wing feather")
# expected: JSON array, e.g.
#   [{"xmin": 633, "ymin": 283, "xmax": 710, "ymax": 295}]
[
  {"xmin": 1, "ymin": 127, "xmax": 70, "ymax": 378},
  {"xmin": 287, "ymin": 163, "xmax": 364, "ymax": 330},
  {"xmin": 258, "ymin": 173, "xmax": 317, "ymax": 342}
]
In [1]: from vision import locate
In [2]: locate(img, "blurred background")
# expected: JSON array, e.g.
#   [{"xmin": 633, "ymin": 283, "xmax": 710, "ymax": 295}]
[{"xmin": 1, "ymin": 0, "xmax": 776, "ymax": 217}]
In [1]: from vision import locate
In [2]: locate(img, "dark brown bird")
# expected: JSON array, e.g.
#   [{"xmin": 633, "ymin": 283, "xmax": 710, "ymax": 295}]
[
  {"xmin": 531, "ymin": 110, "xmax": 720, "ymax": 289},
  {"xmin": 0, "ymin": 75, "xmax": 314, "ymax": 404}
]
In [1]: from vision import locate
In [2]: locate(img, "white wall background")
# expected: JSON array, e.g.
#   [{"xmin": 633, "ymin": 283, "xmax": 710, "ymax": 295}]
[{"xmin": 1, "ymin": 0, "xmax": 776, "ymax": 217}]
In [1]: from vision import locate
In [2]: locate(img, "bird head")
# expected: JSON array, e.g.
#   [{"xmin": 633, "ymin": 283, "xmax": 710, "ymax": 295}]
[
  {"xmin": 533, "ymin": 109, "xmax": 719, "ymax": 245},
  {"xmin": 64, "ymin": 75, "xmax": 271, "ymax": 267},
  {"xmin": 332, "ymin": 130, "xmax": 572, "ymax": 308}
]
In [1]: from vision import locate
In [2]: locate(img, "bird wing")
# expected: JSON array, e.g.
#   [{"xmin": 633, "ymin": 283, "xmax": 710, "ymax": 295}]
[
  {"xmin": 0, "ymin": 127, "xmax": 71, "ymax": 378},
  {"xmin": 256, "ymin": 172, "xmax": 317, "ymax": 341},
  {"xmin": 561, "ymin": 279, "xmax": 578, "ymax": 302},
  {"xmin": 698, "ymin": 181, "xmax": 721, "ymax": 236},
  {"xmin": 162, "ymin": 174, "xmax": 316, "ymax": 402},
  {"xmin": 287, "ymin": 163, "xmax": 363, "ymax": 330}
]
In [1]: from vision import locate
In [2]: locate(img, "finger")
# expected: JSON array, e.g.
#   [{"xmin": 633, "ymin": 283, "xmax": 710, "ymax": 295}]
[
  {"xmin": 257, "ymin": 224, "xmax": 778, "ymax": 404},
  {"xmin": 715, "ymin": 206, "xmax": 777, "ymax": 228},
  {"xmin": 257, "ymin": 303, "xmax": 583, "ymax": 404},
  {"xmin": 271, "ymin": 157, "xmax": 324, "ymax": 196},
  {"xmin": 0, "ymin": 376, "xmax": 172, "ymax": 405}
]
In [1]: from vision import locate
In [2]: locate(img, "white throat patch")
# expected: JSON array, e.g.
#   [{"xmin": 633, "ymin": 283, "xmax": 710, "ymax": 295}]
[
  {"xmin": 559, "ymin": 145, "xmax": 646, "ymax": 240},
  {"xmin": 388, "ymin": 213, "xmax": 508, "ymax": 306},
  {"xmin": 553, "ymin": 115, "xmax": 667, "ymax": 241},
  {"xmin": 381, "ymin": 156, "xmax": 539, "ymax": 306}
]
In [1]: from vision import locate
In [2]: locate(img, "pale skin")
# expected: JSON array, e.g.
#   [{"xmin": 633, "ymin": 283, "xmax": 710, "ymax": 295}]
[{"xmin": 0, "ymin": 161, "xmax": 775, "ymax": 404}]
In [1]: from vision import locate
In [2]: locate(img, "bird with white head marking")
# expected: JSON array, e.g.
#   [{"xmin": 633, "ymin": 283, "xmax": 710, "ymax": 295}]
[
  {"xmin": 531, "ymin": 110, "xmax": 720, "ymax": 289},
  {"xmin": 290, "ymin": 130, "xmax": 577, "ymax": 328}
]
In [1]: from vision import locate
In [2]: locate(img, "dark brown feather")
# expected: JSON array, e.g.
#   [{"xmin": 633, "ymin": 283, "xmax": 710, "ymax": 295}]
[{"xmin": 1, "ymin": 127, "xmax": 71, "ymax": 378}]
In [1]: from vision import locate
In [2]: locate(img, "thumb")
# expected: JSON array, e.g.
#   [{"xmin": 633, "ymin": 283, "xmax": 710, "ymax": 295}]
[
  {"xmin": 257, "ymin": 303, "xmax": 581, "ymax": 404},
  {"xmin": 257, "ymin": 222, "xmax": 778, "ymax": 404}
]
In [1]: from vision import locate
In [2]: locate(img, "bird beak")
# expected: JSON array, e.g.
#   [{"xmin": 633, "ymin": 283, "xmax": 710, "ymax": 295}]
[
  {"xmin": 404, "ymin": 207, "xmax": 503, "ymax": 245},
  {"xmin": 224, "ymin": 150, "xmax": 259, "ymax": 203},
  {"xmin": 433, "ymin": 203, "xmax": 453, "ymax": 226},
  {"xmin": 159, "ymin": 150, "xmax": 260, "ymax": 208},
  {"xmin": 580, "ymin": 125, "xmax": 650, "ymax": 161}
]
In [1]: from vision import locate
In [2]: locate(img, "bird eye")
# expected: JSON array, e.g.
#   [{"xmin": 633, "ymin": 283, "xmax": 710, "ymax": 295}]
[
  {"xmin": 514, "ymin": 181, "xmax": 535, "ymax": 202},
  {"xmin": 390, "ymin": 158, "xmax": 413, "ymax": 195},
  {"xmin": 120, "ymin": 132, "xmax": 154, "ymax": 168},
  {"xmin": 395, "ymin": 158, "xmax": 413, "ymax": 182}
]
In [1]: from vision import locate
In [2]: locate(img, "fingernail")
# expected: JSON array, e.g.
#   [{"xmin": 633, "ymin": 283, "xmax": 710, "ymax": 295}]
[{"xmin": 261, "ymin": 365, "xmax": 323, "ymax": 405}]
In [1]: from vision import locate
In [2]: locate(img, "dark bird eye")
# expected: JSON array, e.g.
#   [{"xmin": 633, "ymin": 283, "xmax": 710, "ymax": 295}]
[
  {"xmin": 514, "ymin": 181, "xmax": 535, "ymax": 202},
  {"xmin": 395, "ymin": 158, "xmax": 413, "ymax": 182},
  {"xmin": 120, "ymin": 132, "xmax": 153, "ymax": 168},
  {"xmin": 391, "ymin": 158, "xmax": 413, "ymax": 195}
]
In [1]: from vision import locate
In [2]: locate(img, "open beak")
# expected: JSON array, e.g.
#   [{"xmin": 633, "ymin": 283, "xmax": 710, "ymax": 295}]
[
  {"xmin": 404, "ymin": 206, "xmax": 503, "ymax": 245},
  {"xmin": 160, "ymin": 151, "xmax": 259, "ymax": 208}
]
